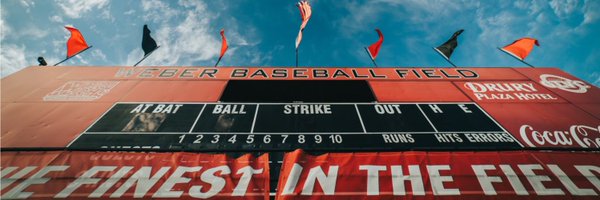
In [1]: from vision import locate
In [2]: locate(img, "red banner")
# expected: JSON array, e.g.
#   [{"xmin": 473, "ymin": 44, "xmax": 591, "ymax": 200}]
[
  {"xmin": 1, "ymin": 151, "xmax": 269, "ymax": 199},
  {"xmin": 276, "ymin": 149, "xmax": 600, "ymax": 199}
]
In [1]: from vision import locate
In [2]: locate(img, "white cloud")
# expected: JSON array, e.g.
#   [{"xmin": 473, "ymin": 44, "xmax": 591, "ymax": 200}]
[
  {"xmin": 127, "ymin": 0, "xmax": 260, "ymax": 67},
  {"xmin": 50, "ymin": 15, "xmax": 64, "ymax": 23},
  {"xmin": 583, "ymin": 0, "xmax": 600, "ymax": 24},
  {"xmin": 549, "ymin": 0, "xmax": 579, "ymax": 19},
  {"xmin": 0, "ymin": 44, "xmax": 29, "ymax": 77},
  {"xmin": 20, "ymin": 25, "xmax": 49, "ymax": 39},
  {"xmin": 142, "ymin": 0, "xmax": 178, "ymax": 23},
  {"xmin": 0, "ymin": 8, "xmax": 11, "ymax": 41},
  {"xmin": 587, "ymin": 71, "xmax": 600, "ymax": 86},
  {"xmin": 131, "ymin": 12, "xmax": 220, "ymax": 66},
  {"xmin": 56, "ymin": 0, "xmax": 109, "ymax": 18},
  {"xmin": 90, "ymin": 49, "xmax": 107, "ymax": 61},
  {"xmin": 99, "ymin": 6, "xmax": 114, "ymax": 21},
  {"xmin": 514, "ymin": 0, "xmax": 529, "ymax": 9},
  {"xmin": 338, "ymin": 0, "xmax": 478, "ymax": 37},
  {"xmin": 19, "ymin": 0, "xmax": 35, "ymax": 13},
  {"xmin": 123, "ymin": 9, "xmax": 135, "ymax": 15}
]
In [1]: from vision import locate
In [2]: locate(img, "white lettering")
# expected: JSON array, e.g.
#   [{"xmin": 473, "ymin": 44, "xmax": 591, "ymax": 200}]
[
  {"xmin": 56, "ymin": 166, "xmax": 114, "ymax": 198},
  {"xmin": 540, "ymin": 74, "xmax": 590, "ymax": 93},
  {"xmin": 189, "ymin": 166, "xmax": 230, "ymax": 199},
  {"xmin": 547, "ymin": 164, "xmax": 597, "ymax": 195},
  {"xmin": 391, "ymin": 165, "xmax": 425, "ymax": 196},
  {"xmin": 281, "ymin": 163, "xmax": 303, "ymax": 195},
  {"xmin": 458, "ymin": 104, "xmax": 472, "ymax": 113},
  {"xmin": 429, "ymin": 104, "xmax": 443, "ymax": 113},
  {"xmin": 90, "ymin": 167, "xmax": 133, "ymax": 198},
  {"xmin": 575, "ymin": 165, "xmax": 600, "ymax": 192},
  {"xmin": 359, "ymin": 165, "xmax": 386, "ymax": 195},
  {"xmin": 499, "ymin": 165, "xmax": 528, "ymax": 195},
  {"xmin": 232, "ymin": 166, "xmax": 264, "ymax": 196},
  {"xmin": 153, "ymin": 167, "xmax": 202, "ymax": 198},
  {"xmin": 427, "ymin": 165, "xmax": 460, "ymax": 195},
  {"xmin": 472, "ymin": 165, "xmax": 502, "ymax": 195},
  {"xmin": 1, "ymin": 166, "xmax": 36, "ymax": 190},
  {"xmin": 3, "ymin": 166, "xmax": 68, "ymax": 199},
  {"xmin": 111, "ymin": 166, "xmax": 170, "ymax": 198},
  {"xmin": 301, "ymin": 166, "xmax": 338, "ymax": 195},
  {"xmin": 519, "ymin": 164, "xmax": 564, "ymax": 195}
]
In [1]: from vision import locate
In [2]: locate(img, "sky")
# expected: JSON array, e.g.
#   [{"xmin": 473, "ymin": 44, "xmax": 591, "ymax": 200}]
[{"xmin": 0, "ymin": 0, "xmax": 599, "ymax": 86}]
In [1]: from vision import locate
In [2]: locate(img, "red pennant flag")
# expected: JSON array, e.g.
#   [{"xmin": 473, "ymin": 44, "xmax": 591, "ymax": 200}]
[
  {"xmin": 500, "ymin": 37, "xmax": 539, "ymax": 60},
  {"xmin": 295, "ymin": 0, "xmax": 312, "ymax": 49},
  {"xmin": 64, "ymin": 26, "xmax": 90, "ymax": 58},
  {"xmin": 219, "ymin": 29, "xmax": 228, "ymax": 59},
  {"xmin": 367, "ymin": 29, "xmax": 384, "ymax": 60}
]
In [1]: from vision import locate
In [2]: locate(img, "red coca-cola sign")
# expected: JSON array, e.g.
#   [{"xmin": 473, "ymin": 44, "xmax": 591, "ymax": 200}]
[{"xmin": 480, "ymin": 103, "xmax": 600, "ymax": 149}]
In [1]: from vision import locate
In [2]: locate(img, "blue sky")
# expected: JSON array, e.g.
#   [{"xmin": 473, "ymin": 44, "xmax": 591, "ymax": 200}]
[{"xmin": 1, "ymin": 0, "xmax": 599, "ymax": 86}]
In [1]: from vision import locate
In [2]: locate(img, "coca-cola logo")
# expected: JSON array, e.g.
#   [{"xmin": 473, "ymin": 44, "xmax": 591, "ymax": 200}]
[
  {"xmin": 519, "ymin": 125, "xmax": 600, "ymax": 148},
  {"xmin": 539, "ymin": 74, "xmax": 590, "ymax": 93}
]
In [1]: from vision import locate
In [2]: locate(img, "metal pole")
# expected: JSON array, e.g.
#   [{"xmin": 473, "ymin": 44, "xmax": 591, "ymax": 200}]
[
  {"xmin": 364, "ymin": 47, "xmax": 378, "ymax": 67},
  {"xmin": 54, "ymin": 46, "xmax": 93, "ymax": 66},
  {"xmin": 432, "ymin": 47, "xmax": 457, "ymax": 68},
  {"xmin": 497, "ymin": 47, "xmax": 534, "ymax": 68},
  {"xmin": 214, "ymin": 57, "xmax": 223, "ymax": 67},
  {"xmin": 133, "ymin": 46, "xmax": 160, "ymax": 67}
]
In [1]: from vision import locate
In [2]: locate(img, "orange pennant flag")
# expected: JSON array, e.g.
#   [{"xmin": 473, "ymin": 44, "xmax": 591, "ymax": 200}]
[
  {"xmin": 295, "ymin": 0, "xmax": 312, "ymax": 49},
  {"xmin": 219, "ymin": 29, "xmax": 228, "ymax": 59},
  {"xmin": 64, "ymin": 26, "xmax": 90, "ymax": 58},
  {"xmin": 367, "ymin": 29, "xmax": 384, "ymax": 60},
  {"xmin": 500, "ymin": 37, "xmax": 539, "ymax": 60}
]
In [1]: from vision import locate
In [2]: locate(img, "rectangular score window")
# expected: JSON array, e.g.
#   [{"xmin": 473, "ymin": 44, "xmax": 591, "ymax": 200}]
[{"xmin": 219, "ymin": 80, "xmax": 376, "ymax": 102}]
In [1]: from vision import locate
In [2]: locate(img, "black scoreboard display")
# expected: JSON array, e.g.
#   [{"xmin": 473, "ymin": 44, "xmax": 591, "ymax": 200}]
[{"xmin": 68, "ymin": 102, "xmax": 523, "ymax": 151}]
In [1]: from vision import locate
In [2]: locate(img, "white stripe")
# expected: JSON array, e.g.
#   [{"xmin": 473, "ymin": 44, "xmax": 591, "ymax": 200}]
[
  {"xmin": 250, "ymin": 104, "xmax": 260, "ymax": 133},
  {"xmin": 188, "ymin": 104, "xmax": 207, "ymax": 133},
  {"xmin": 354, "ymin": 104, "xmax": 367, "ymax": 133},
  {"xmin": 416, "ymin": 104, "xmax": 439, "ymax": 132},
  {"xmin": 434, "ymin": 47, "xmax": 450, "ymax": 61},
  {"xmin": 500, "ymin": 48, "xmax": 524, "ymax": 60}
]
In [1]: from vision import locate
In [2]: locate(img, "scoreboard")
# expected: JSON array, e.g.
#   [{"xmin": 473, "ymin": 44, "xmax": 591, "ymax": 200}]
[
  {"xmin": 2, "ymin": 66, "xmax": 600, "ymax": 199},
  {"xmin": 69, "ymin": 102, "xmax": 521, "ymax": 151}
]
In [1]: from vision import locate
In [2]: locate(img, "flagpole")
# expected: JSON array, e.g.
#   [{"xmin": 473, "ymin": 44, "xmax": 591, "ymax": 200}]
[
  {"xmin": 432, "ymin": 47, "xmax": 457, "ymax": 68},
  {"xmin": 214, "ymin": 56, "xmax": 223, "ymax": 67},
  {"xmin": 134, "ymin": 46, "xmax": 160, "ymax": 67},
  {"xmin": 295, "ymin": 49, "xmax": 298, "ymax": 68},
  {"xmin": 497, "ymin": 47, "xmax": 534, "ymax": 68},
  {"xmin": 54, "ymin": 46, "xmax": 93, "ymax": 66},
  {"xmin": 364, "ymin": 47, "xmax": 378, "ymax": 67},
  {"xmin": 446, "ymin": 59, "xmax": 457, "ymax": 68}
]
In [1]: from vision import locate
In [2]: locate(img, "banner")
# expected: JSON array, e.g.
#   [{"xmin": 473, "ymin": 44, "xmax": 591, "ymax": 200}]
[
  {"xmin": 276, "ymin": 149, "xmax": 600, "ymax": 199},
  {"xmin": 1, "ymin": 151, "xmax": 270, "ymax": 199}
]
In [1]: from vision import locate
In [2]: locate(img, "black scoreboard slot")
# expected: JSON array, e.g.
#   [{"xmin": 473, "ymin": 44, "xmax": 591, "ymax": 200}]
[
  {"xmin": 357, "ymin": 104, "xmax": 435, "ymax": 132},
  {"xmin": 219, "ymin": 80, "xmax": 376, "ymax": 102},
  {"xmin": 87, "ymin": 104, "xmax": 204, "ymax": 132},
  {"xmin": 253, "ymin": 104, "xmax": 363, "ymax": 133},
  {"xmin": 70, "ymin": 102, "xmax": 522, "ymax": 151},
  {"xmin": 418, "ymin": 104, "xmax": 503, "ymax": 132},
  {"xmin": 192, "ymin": 104, "xmax": 257, "ymax": 132}
]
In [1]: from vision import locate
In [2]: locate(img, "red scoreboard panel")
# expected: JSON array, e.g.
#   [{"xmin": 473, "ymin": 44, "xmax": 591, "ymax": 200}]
[{"xmin": 2, "ymin": 66, "xmax": 599, "ymax": 199}]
